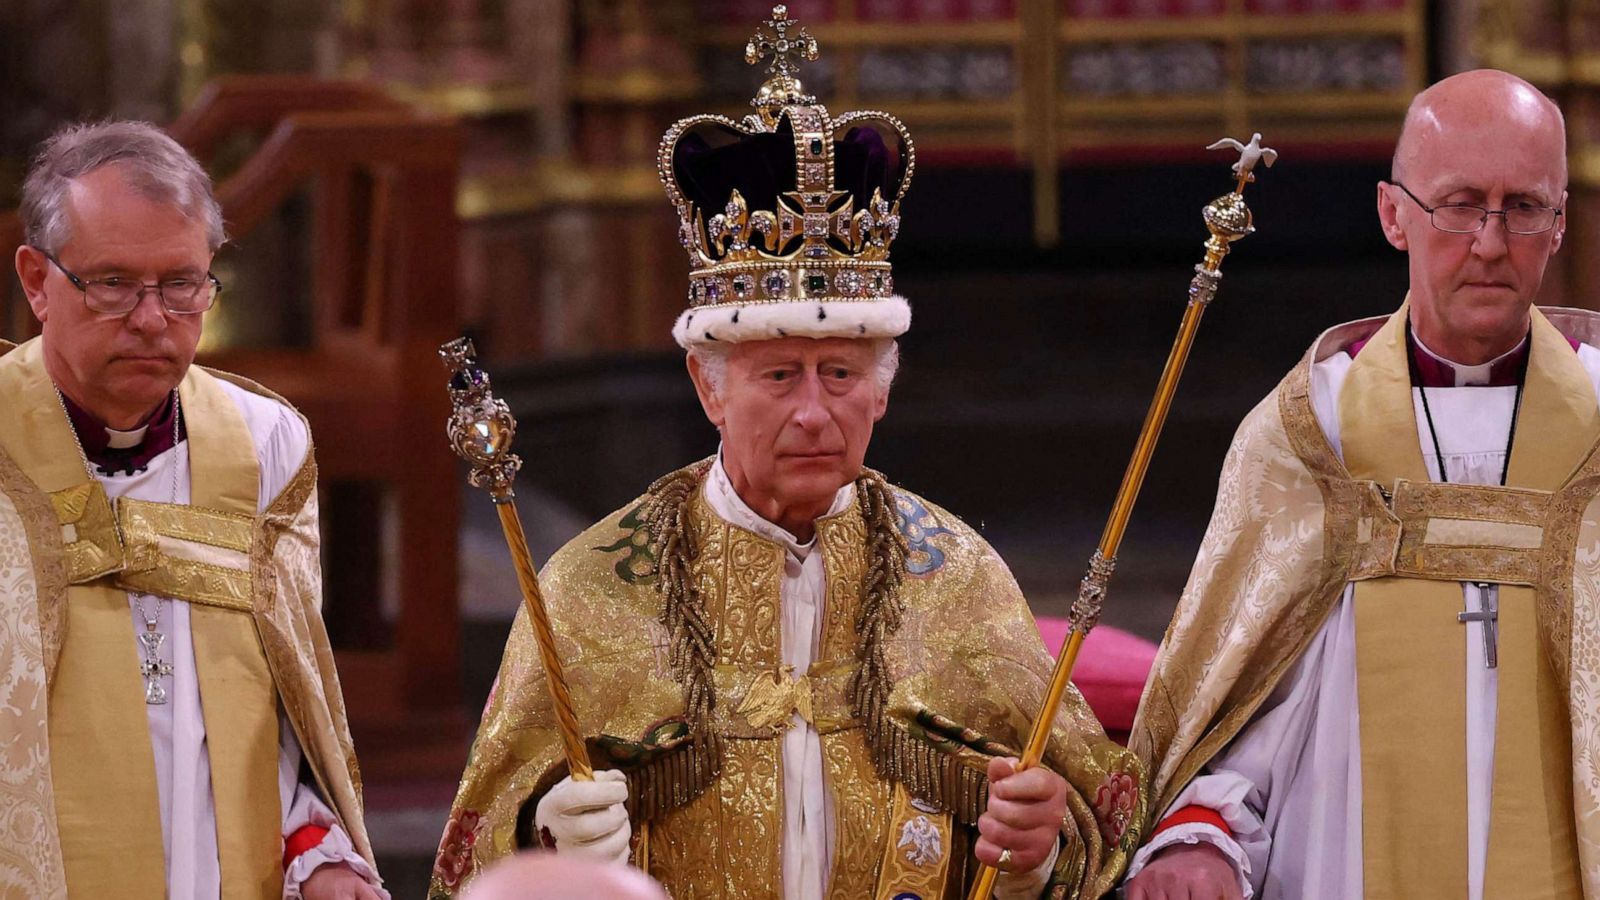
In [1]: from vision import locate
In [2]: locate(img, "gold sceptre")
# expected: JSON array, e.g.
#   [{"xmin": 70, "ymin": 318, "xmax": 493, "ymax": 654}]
[
  {"xmin": 440, "ymin": 337, "xmax": 594, "ymax": 782},
  {"xmin": 966, "ymin": 134, "xmax": 1276, "ymax": 899}
]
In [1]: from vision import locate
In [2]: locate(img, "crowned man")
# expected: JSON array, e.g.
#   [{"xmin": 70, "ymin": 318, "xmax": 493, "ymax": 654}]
[
  {"xmin": 2, "ymin": 122, "xmax": 384, "ymax": 898},
  {"xmin": 432, "ymin": 8, "xmax": 1144, "ymax": 899},
  {"xmin": 1124, "ymin": 70, "xmax": 1600, "ymax": 900}
]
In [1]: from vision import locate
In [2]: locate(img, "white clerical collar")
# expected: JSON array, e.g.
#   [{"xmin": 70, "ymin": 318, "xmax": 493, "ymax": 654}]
[
  {"xmin": 1411, "ymin": 329, "xmax": 1528, "ymax": 388},
  {"xmin": 706, "ymin": 450, "xmax": 856, "ymax": 560},
  {"xmin": 105, "ymin": 424, "xmax": 149, "ymax": 449}
]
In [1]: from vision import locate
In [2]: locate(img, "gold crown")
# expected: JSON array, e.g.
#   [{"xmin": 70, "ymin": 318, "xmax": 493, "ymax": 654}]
[{"xmin": 658, "ymin": 5, "xmax": 916, "ymax": 345}]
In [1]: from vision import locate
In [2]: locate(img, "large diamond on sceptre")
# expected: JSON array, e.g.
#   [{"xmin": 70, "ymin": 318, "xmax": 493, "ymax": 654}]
[
  {"xmin": 441, "ymin": 338, "xmax": 522, "ymax": 501},
  {"xmin": 439, "ymin": 337, "xmax": 594, "ymax": 781},
  {"xmin": 966, "ymin": 134, "xmax": 1277, "ymax": 900}
]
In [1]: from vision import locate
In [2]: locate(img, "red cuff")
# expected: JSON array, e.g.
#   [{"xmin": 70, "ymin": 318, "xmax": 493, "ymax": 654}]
[
  {"xmin": 1153, "ymin": 805, "xmax": 1232, "ymax": 838},
  {"xmin": 284, "ymin": 825, "xmax": 331, "ymax": 868}
]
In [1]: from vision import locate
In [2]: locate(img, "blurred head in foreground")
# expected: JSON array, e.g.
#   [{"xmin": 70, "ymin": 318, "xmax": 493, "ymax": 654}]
[{"xmin": 460, "ymin": 854, "xmax": 669, "ymax": 900}]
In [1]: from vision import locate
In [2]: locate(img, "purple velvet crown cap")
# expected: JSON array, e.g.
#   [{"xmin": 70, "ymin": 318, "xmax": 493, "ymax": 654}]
[{"xmin": 672, "ymin": 111, "xmax": 908, "ymax": 243}]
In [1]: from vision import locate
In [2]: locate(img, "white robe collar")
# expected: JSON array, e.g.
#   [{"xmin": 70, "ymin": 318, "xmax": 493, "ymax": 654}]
[
  {"xmin": 1411, "ymin": 329, "xmax": 1529, "ymax": 387},
  {"xmin": 705, "ymin": 450, "xmax": 856, "ymax": 560}
]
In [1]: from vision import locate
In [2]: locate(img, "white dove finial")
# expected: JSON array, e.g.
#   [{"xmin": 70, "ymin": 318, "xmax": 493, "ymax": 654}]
[{"xmin": 1206, "ymin": 133, "xmax": 1278, "ymax": 183}]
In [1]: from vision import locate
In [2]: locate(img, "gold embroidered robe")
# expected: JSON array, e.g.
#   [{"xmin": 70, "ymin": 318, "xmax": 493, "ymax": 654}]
[
  {"xmin": 1131, "ymin": 305, "xmax": 1600, "ymax": 896},
  {"xmin": 432, "ymin": 464, "xmax": 1145, "ymax": 899},
  {"xmin": 0, "ymin": 337, "xmax": 376, "ymax": 897}
]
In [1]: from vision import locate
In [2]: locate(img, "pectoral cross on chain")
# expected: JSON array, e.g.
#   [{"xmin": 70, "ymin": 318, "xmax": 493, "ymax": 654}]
[
  {"xmin": 138, "ymin": 620, "xmax": 174, "ymax": 704},
  {"xmin": 1457, "ymin": 583, "xmax": 1499, "ymax": 669}
]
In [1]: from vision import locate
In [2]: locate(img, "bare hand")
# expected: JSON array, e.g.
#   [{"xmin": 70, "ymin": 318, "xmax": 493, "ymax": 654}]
[
  {"xmin": 1125, "ymin": 842, "xmax": 1243, "ymax": 900},
  {"xmin": 301, "ymin": 862, "xmax": 385, "ymax": 899},
  {"xmin": 973, "ymin": 757, "xmax": 1068, "ymax": 874}
]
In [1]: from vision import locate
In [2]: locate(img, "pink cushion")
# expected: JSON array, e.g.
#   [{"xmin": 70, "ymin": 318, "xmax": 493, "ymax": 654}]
[{"xmin": 1034, "ymin": 618, "xmax": 1157, "ymax": 735}]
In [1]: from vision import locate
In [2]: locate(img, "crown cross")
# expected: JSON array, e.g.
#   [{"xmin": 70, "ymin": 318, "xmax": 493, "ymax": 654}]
[{"xmin": 745, "ymin": 5, "xmax": 818, "ymax": 78}]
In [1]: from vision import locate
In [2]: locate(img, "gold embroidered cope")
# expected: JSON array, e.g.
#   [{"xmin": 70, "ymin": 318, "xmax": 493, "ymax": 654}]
[
  {"xmin": 432, "ymin": 465, "xmax": 1145, "ymax": 899},
  {"xmin": 1131, "ymin": 305, "xmax": 1600, "ymax": 898},
  {"xmin": 0, "ymin": 337, "xmax": 378, "ymax": 898}
]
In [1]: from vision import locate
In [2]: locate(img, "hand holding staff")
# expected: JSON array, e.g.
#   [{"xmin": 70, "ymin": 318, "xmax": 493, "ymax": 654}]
[
  {"xmin": 966, "ymin": 135, "xmax": 1276, "ymax": 899},
  {"xmin": 440, "ymin": 337, "xmax": 593, "ymax": 782}
]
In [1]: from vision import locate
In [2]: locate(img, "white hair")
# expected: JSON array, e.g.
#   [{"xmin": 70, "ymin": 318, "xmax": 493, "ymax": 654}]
[
  {"xmin": 20, "ymin": 120, "xmax": 226, "ymax": 254},
  {"xmin": 691, "ymin": 338, "xmax": 901, "ymax": 399}
]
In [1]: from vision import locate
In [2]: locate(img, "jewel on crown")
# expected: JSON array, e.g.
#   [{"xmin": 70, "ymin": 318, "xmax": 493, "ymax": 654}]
[{"xmin": 657, "ymin": 4, "xmax": 915, "ymax": 308}]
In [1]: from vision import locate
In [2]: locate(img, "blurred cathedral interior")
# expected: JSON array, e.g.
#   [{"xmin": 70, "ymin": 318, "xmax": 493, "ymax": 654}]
[{"xmin": 4, "ymin": 0, "xmax": 1599, "ymax": 893}]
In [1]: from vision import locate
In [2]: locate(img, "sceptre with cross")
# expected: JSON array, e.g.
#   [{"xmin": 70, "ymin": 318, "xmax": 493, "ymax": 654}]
[{"xmin": 438, "ymin": 339, "xmax": 595, "ymax": 784}]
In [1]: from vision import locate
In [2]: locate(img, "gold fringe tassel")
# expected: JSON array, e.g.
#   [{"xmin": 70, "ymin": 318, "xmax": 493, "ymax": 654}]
[{"xmin": 624, "ymin": 731, "xmax": 724, "ymax": 823}]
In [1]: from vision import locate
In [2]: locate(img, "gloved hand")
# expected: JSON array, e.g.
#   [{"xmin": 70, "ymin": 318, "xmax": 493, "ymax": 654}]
[{"xmin": 533, "ymin": 769, "xmax": 632, "ymax": 865}]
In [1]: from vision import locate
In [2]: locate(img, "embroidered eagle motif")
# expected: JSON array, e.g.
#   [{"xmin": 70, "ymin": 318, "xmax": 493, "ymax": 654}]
[
  {"xmin": 735, "ymin": 668, "xmax": 813, "ymax": 731},
  {"xmin": 897, "ymin": 814, "xmax": 943, "ymax": 867}
]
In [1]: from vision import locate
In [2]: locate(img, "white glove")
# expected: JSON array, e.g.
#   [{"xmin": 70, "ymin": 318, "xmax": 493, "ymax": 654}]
[{"xmin": 533, "ymin": 769, "xmax": 632, "ymax": 864}]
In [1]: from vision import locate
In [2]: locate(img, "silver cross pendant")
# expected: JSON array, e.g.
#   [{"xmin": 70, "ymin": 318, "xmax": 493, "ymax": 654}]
[
  {"xmin": 1458, "ymin": 583, "xmax": 1499, "ymax": 669},
  {"xmin": 138, "ymin": 623, "xmax": 174, "ymax": 704}
]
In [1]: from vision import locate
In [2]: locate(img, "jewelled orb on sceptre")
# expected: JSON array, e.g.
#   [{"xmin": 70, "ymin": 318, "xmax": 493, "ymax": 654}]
[
  {"xmin": 439, "ymin": 337, "xmax": 522, "ymax": 502},
  {"xmin": 1203, "ymin": 193, "xmax": 1253, "ymax": 244}
]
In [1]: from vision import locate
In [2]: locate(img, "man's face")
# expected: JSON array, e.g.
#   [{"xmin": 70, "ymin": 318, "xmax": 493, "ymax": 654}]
[
  {"xmin": 16, "ymin": 165, "xmax": 210, "ymax": 423},
  {"xmin": 1378, "ymin": 112, "xmax": 1567, "ymax": 348},
  {"xmin": 691, "ymin": 337, "xmax": 889, "ymax": 525}
]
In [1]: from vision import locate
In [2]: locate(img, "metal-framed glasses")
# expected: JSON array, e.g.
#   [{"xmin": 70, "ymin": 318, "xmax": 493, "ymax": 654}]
[
  {"xmin": 1389, "ymin": 181, "xmax": 1562, "ymax": 235},
  {"xmin": 39, "ymin": 249, "xmax": 221, "ymax": 316}
]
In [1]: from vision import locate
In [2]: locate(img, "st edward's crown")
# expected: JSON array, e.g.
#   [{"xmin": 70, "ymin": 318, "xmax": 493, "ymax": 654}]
[{"xmin": 657, "ymin": 5, "xmax": 915, "ymax": 347}]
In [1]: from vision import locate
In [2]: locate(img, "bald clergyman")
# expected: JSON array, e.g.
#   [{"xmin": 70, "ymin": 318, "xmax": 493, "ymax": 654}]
[{"xmin": 1123, "ymin": 70, "xmax": 1600, "ymax": 899}]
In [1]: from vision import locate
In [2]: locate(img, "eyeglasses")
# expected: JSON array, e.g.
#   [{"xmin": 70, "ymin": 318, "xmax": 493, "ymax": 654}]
[
  {"xmin": 38, "ymin": 249, "xmax": 221, "ymax": 316},
  {"xmin": 1389, "ymin": 181, "xmax": 1562, "ymax": 235}
]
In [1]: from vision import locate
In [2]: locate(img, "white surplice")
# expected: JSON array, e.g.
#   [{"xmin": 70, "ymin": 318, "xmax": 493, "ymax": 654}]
[
  {"xmin": 90, "ymin": 380, "xmax": 384, "ymax": 900},
  {"xmin": 704, "ymin": 455, "xmax": 1055, "ymax": 900},
  {"xmin": 1123, "ymin": 337, "xmax": 1600, "ymax": 900}
]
